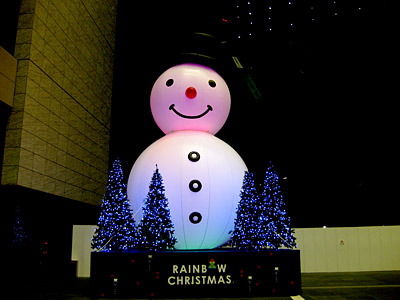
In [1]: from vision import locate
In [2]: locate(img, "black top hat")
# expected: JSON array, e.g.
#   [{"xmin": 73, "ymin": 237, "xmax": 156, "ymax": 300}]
[{"xmin": 171, "ymin": 32, "xmax": 224, "ymax": 73}]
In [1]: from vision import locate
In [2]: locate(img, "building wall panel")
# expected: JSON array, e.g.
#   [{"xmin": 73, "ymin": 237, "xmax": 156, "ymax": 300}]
[{"xmin": 2, "ymin": 0, "xmax": 118, "ymax": 205}]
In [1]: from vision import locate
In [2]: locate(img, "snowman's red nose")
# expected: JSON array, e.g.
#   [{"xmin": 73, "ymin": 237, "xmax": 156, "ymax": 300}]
[{"xmin": 185, "ymin": 87, "xmax": 197, "ymax": 99}]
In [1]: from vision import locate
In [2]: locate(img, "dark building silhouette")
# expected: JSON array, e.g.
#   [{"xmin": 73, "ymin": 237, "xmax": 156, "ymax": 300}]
[{"xmin": 1, "ymin": 0, "xmax": 118, "ymax": 287}]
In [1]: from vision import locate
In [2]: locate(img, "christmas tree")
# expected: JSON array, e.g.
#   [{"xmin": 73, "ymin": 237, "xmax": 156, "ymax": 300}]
[
  {"xmin": 138, "ymin": 165, "xmax": 177, "ymax": 251},
  {"xmin": 11, "ymin": 205, "xmax": 29, "ymax": 248},
  {"xmin": 259, "ymin": 162, "xmax": 296, "ymax": 249},
  {"xmin": 231, "ymin": 171, "xmax": 261, "ymax": 250},
  {"xmin": 91, "ymin": 158, "xmax": 138, "ymax": 252}
]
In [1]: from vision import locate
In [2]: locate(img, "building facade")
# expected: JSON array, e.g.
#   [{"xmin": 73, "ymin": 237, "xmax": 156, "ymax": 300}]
[
  {"xmin": 0, "ymin": 0, "xmax": 118, "ymax": 287},
  {"xmin": 1, "ymin": 0, "xmax": 117, "ymax": 205}
]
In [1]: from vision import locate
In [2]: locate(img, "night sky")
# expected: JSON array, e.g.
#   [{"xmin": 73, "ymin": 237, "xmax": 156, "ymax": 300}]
[{"xmin": 110, "ymin": 1, "xmax": 397, "ymax": 228}]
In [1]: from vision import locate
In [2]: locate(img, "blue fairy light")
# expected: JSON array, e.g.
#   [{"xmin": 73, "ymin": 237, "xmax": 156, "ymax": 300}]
[
  {"xmin": 91, "ymin": 158, "xmax": 138, "ymax": 252},
  {"xmin": 137, "ymin": 166, "xmax": 177, "ymax": 251}
]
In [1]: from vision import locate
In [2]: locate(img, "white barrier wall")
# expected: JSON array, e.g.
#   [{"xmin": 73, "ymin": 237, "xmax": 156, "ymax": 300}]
[
  {"xmin": 71, "ymin": 225, "xmax": 97, "ymax": 277},
  {"xmin": 295, "ymin": 226, "xmax": 400, "ymax": 272},
  {"xmin": 71, "ymin": 225, "xmax": 400, "ymax": 277}
]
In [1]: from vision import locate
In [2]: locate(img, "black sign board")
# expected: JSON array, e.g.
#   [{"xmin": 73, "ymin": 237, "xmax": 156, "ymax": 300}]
[{"xmin": 90, "ymin": 249, "xmax": 301, "ymax": 298}]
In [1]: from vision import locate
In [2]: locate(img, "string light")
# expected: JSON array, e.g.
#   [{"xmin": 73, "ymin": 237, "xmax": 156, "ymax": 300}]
[
  {"xmin": 92, "ymin": 158, "xmax": 138, "ymax": 252},
  {"xmin": 258, "ymin": 162, "xmax": 296, "ymax": 249},
  {"xmin": 232, "ymin": 0, "xmax": 374, "ymax": 39},
  {"xmin": 231, "ymin": 171, "xmax": 260, "ymax": 250},
  {"xmin": 11, "ymin": 206, "xmax": 29, "ymax": 247},
  {"xmin": 138, "ymin": 166, "xmax": 177, "ymax": 251},
  {"xmin": 231, "ymin": 163, "xmax": 296, "ymax": 250},
  {"xmin": 266, "ymin": 1, "xmax": 273, "ymax": 32}
]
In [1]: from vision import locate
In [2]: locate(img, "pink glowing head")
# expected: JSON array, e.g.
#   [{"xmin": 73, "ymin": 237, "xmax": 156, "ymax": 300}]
[{"xmin": 150, "ymin": 64, "xmax": 231, "ymax": 135}]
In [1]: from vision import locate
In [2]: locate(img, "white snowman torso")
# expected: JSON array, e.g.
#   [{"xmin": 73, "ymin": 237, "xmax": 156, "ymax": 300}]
[
  {"xmin": 128, "ymin": 131, "xmax": 246, "ymax": 249},
  {"xmin": 127, "ymin": 63, "xmax": 247, "ymax": 250}
]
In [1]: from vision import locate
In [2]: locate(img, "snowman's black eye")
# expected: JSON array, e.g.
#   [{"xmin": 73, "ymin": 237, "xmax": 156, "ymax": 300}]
[
  {"xmin": 166, "ymin": 79, "xmax": 174, "ymax": 87},
  {"xmin": 208, "ymin": 80, "xmax": 216, "ymax": 88}
]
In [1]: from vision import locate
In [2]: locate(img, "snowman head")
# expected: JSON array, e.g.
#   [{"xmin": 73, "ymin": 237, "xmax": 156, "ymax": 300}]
[{"xmin": 150, "ymin": 63, "xmax": 231, "ymax": 135}]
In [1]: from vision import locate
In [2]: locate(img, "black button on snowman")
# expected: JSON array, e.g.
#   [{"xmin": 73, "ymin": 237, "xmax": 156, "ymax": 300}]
[{"xmin": 127, "ymin": 63, "xmax": 247, "ymax": 249}]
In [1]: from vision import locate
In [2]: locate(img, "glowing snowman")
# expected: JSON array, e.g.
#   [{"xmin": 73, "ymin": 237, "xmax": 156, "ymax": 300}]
[{"xmin": 127, "ymin": 63, "xmax": 247, "ymax": 250}]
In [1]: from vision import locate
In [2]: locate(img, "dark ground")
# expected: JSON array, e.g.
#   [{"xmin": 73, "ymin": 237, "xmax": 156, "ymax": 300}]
[{"xmin": 36, "ymin": 271, "xmax": 400, "ymax": 300}]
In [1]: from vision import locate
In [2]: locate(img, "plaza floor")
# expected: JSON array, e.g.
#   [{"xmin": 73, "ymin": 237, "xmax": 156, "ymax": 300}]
[
  {"xmin": 38, "ymin": 271, "xmax": 400, "ymax": 300},
  {"xmin": 301, "ymin": 271, "xmax": 400, "ymax": 300}
]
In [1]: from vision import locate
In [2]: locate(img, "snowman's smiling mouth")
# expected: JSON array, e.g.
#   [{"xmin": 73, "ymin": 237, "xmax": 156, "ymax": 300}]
[{"xmin": 169, "ymin": 104, "xmax": 213, "ymax": 119}]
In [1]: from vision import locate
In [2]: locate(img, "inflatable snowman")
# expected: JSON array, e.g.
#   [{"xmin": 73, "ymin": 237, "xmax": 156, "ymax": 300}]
[{"xmin": 127, "ymin": 63, "xmax": 247, "ymax": 249}]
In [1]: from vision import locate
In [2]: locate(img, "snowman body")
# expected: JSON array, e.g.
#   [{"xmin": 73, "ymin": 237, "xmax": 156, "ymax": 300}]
[
  {"xmin": 128, "ymin": 131, "xmax": 246, "ymax": 249},
  {"xmin": 127, "ymin": 64, "xmax": 247, "ymax": 250}
]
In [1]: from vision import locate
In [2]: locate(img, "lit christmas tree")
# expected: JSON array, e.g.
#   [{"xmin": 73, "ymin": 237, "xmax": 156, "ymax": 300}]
[
  {"xmin": 91, "ymin": 158, "xmax": 138, "ymax": 252},
  {"xmin": 231, "ymin": 171, "xmax": 261, "ymax": 250},
  {"xmin": 11, "ymin": 205, "xmax": 29, "ymax": 248},
  {"xmin": 259, "ymin": 162, "xmax": 296, "ymax": 249},
  {"xmin": 138, "ymin": 165, "xmax": 177, "ymax": 251}
]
